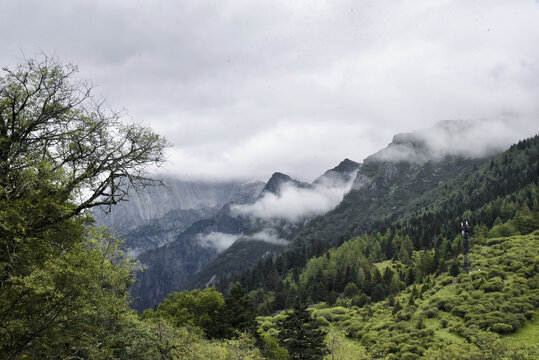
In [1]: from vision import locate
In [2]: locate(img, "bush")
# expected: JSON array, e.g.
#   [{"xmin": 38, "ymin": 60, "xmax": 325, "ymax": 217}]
[
  {"xmin": 482, "ymin": 278, "xmax": 504, "ymax": 292},
  {"xmin": 343, "ymin": 283, "xmax": 360, "ymax": 298},
  {"xmin": 489, "ymin": 322, "xmax": 514, "ymax": 334},
  {"xmin": 488, "ymin": 222, "xmax": 519, "ymax": 238}
]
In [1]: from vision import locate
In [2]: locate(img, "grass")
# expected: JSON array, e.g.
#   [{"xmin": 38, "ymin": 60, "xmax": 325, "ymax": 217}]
[{"xmin": 505, "ymin": 309, "xmax": 539, "ymax": 345}]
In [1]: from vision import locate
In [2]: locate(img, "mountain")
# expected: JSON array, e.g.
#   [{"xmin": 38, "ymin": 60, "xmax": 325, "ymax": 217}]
[
  {"xmin": 313, "ymin": 158, "xmax": 360, "ymax": 186},
  {"xmin": 287, "ymin": 122, "xmax": 507, "ymax": 250},
  {"xmin": 120, "ymin": 207, "xmax": 219, "ymax": 258},
  {"xmin": 221, "ymin": 131, "xmax": 539, "ymax": 311},
  {"xmin": 94, "ymin": 178, "xmax": 265, "ymax": 233},
  {"xmin": 132, "ymin": 161, "xmax": 359, "ymax": 310},
  {"xmin": 130, "ymin": 204, "xmax": 252, "ymax": 310},
  {"xmin": 186, "ymin": 161, "xmax": 360, "ymax": 292},
  {"xmin": 94, "ymin": 178, "xmax": 264, "ymax": 259},
  {"xmin": 259, "ymin": 172, "xmax": 311, "ymax": 196},
  {"xmin": 132, "ymin": 120, "xmax": 530, "ymax": 312},
  {"xmin": 146, "ymin": 131, "xmax": 539, "ymax": 359}
]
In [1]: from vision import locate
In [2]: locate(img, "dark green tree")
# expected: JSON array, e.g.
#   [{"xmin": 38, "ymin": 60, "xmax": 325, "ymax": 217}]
[
  {"xmin": 277, "ymin": 301, "xmax": 327, "ymax": 360},
  {"xmin": 224, "ymin": 282, "xmax": 258, "ymax": 338}
]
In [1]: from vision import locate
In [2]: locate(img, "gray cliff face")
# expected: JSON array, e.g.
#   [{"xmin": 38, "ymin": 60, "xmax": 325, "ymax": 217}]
[
  {"xmin": 94, "ymin": 178, "xmax": 264, "ymax": 257},
  {"xmin": 122, "ymin": 207, "xmax": 220, "ymax": 258},
  {"xmin": 94, "ymin": 179, "xmax": 265, "ymax": 232},
  {"xmin": 130, "ymin": 205, "xmax": 251, "ymax": 311},
  {"xmin": 91, "ymin": 177, "xmax": 265, "ymax": 311}
]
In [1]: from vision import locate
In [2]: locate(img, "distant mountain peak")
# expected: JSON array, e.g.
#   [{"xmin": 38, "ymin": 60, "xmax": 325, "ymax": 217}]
[
  {"xmin": 368, "ymin": 120, "xmax": 514, "ymax": 164},
  {"xmin": 261, "ymin": 172, "xmax": 311, "ymax": 195},
  {"xmin": 333, "ymin": 158, "xmax": 360, "ymax": 173},
  {"xmin": 313, "ymin": 158, "xmax": 360, "ymax": 186}
]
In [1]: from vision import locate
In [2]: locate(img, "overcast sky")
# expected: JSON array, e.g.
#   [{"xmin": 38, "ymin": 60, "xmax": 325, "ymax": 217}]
[{"xmin": 1, "ymin": 0, "xmax": 539, "ymax": 182}]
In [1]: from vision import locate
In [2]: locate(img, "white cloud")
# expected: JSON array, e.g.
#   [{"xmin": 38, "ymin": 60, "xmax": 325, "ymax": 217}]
[
  {"xmin": 196, "ymin": 232, "xmax": 240, "ymax": 252},
  {"xmin": 232, "ymin": 174, "xmax": 355, "ymax": 222},
  {"xmin": 370, "ymin": 119, "xmax": 528, "ymax": 163}
]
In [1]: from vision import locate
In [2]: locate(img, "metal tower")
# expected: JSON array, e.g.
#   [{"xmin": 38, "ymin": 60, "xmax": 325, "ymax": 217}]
[{"xmin": 460, "ymin": 220, "xmax": 471, "ymax": 274}]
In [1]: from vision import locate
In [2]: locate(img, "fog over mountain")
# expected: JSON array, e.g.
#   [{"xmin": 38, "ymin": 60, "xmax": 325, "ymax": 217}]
[
  {"xmin": 232, "ymin": 180, "xmax": 354, "ymax": 222},
  {"xmin": 197, "ymin": 232, "xmax": 241, "ymax": 252},
  {"xmin": 369, "ymin": 119, "xmax": 529, "ymax": 163}
]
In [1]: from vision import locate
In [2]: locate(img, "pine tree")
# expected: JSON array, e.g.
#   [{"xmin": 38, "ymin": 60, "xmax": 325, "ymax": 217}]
[
  {"xmin": 223, "ymin": 282, "xmax": 258, "ymax": 338},
  {"xmin": 277, "ymin": 301, "xmax": 327, "ymax": 360}
]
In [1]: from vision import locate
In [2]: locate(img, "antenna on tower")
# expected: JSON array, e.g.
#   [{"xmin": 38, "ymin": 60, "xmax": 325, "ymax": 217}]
[{"xmin": 460, "ymin": 220, "xmax": 471, "ymax": 274}]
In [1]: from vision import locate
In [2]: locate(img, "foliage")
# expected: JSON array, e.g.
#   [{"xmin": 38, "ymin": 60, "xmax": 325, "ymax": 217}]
[
  {"xmin": 143, "ymin": 283, "xmax": 260, "ymax": 342},
  {"xmin": 224, "ymin": 282, "xmax": 259, "ymax": 338},
  {"xmin": 0, "ymin": 229, "xmax": 159, "ymax": 359},
  {"xmin": 142, "ymin": 287, "xmax": 226, "ymax": 337},
  {"xmin": 324, "ymin": 233, "xmax": 538, "ymax": 358},
  {"xmin": 139, "ymin": 320, "xmax": 265, "ymax": 360},
  {"xmin": 0, "ymin": 55, "xmax": 167, "ymax": 359}
]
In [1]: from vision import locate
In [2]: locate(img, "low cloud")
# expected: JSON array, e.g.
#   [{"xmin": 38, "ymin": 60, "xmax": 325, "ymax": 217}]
[
  {"xmin": 369, "ymin": 119, "xmax": 527, "ymax": 163},
  {"xmin": 232, "ymin": 175, "xmax": 355, "ymax": 222},
  {"xmin": 197, "ymin": 232, "xmax": 240, "ymax": 252},
  {"xmin": 247, "ymin": 228, "xmax": 289, "ymax": 246}
]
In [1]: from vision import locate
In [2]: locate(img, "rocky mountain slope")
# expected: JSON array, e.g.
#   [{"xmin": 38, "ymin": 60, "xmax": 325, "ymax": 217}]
[
  {"xmin": 186, "ymin": 159, "xmax": 361, "ymax": 290},
  {"xmin": 94, "ymin": 178, "xmax": 265, "ymax": 233},
  {"xmin": 131, "ymin": 159, "xmax": 360, "ymax": 310},
  {"xmin": 94, "ymin": 179, "xmax": 264, "ymax": 256}
]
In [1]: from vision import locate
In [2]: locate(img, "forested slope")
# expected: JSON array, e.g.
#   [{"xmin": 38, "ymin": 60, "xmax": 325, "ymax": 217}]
[{"xmin": 218, "ymin": 135, "xmax": 539, "ymax": 302}]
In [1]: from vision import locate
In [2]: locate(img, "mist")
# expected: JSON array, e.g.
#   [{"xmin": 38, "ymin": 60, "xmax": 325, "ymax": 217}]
[
  {"xmin": 196, "ymin": 232, "xmax": 240, "ymax": 252},
  {"xmin": 232, "ymin": 173, "xmax": 356, "ymax": 222},
  {"xmin": 246, "ymin": 228, "xmax": 289, "ymax": 246},
  {"xmin": 369, "ymin": 119, "xmax": 530, "ymax": 163}
]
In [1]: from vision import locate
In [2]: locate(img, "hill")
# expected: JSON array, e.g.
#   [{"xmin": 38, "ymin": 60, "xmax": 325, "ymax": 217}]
[{"xmin": 258, "ymin": 230, "xmax": 539, "ymax": 359}]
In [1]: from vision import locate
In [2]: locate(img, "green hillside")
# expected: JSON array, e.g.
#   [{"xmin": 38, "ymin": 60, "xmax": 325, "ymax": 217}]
[
  {"xmin": 219, "ymin": 135, "xmax": 538, "ymax": 307},
  {"xmin": 258, "ymin": 231, "xmax": 539, "ymax": 359}
]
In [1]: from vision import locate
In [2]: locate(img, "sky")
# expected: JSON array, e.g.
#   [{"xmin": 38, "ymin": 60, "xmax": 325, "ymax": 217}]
[{"xmin": 1, "ymin": 0, "xmax": 539, "ymax": 182}]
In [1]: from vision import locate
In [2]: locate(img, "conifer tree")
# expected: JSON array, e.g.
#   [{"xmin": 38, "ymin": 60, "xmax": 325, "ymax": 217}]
[
  {"xmin": 224, "ymin": 282, "xmax": 258, "ymax": 338},
  {"xmin": 277, "ymin": 301, "xmax": 327, "ymax": 360}
]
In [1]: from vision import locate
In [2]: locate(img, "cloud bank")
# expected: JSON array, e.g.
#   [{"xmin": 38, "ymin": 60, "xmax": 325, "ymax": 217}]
[
  {"xmin": 370, "ymin": 119, "xmax": 528, "ymax": 163},
  {"xmin": 232, "ymin": 174, "xmax": 355, "ymax": 222},
  {"xmin": 1, "ymin": 1, "xmax": 539, "ymax": 180}
]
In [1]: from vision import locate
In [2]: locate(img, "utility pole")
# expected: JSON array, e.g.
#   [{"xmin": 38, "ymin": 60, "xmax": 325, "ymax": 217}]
[{"xmin": 460, "ymin": 220, "xmax": 471, "ymax": 274}]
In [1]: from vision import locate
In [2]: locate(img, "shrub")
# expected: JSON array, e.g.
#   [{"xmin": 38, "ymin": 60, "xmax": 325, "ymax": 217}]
[
  {"xmin": 488, "ymin": 222, "xmax": 519, "ymax": 238},
  {"xmin": 490, "ymin": 322, "xmax": 514, "ymax": 334},
  {"xmin": 482, "ymin": 278, "xmax": 504, "ymax": 292},
  {"xmin": 343, "ymin": 283, "xmax": 360, "ymax": 298}
]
